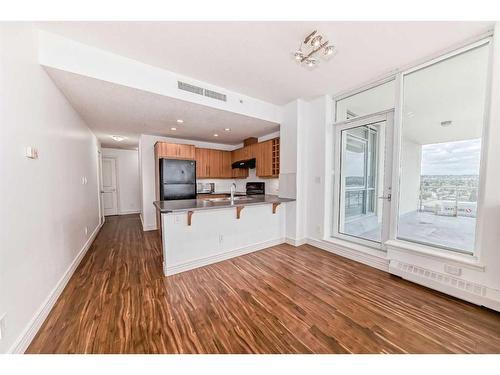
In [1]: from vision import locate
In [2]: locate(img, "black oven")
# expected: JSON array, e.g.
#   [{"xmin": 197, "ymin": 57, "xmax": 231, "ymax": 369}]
[{"xmin": 246, "ymin": 182, "xmax": 265, "ymax": 195}]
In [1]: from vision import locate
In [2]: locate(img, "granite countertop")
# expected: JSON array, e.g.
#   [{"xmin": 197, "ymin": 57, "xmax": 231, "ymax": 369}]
[{"xmin": 154, "ymin": 195, "xmax": 295, "ymax": 213}]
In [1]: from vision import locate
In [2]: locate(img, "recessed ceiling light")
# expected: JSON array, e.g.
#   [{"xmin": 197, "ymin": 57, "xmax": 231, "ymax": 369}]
[
  {"xmin": 213, "ymin": 134, "xmax": 219, "ymax": 137},
  {"xmin": 224, "ymin": 128, "xmax": 231, "ymax": 131},
  {"xmin": 170, "ymin": 127, "xmax": 177, "ymax": 131},
  {"xmin": 176, "ymin": 119, "xmax": 184, "ymax": 124},
  {"xmin": 111, "ymin": 135, "xmax": 126, "ymax": 142}
]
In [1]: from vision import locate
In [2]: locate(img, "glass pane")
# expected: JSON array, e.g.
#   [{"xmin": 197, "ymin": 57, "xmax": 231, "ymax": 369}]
[
  {"xmin": 336, "ymin": 80, "xmax": 395, "ymax": 121},
  {"xmin": 397, "ymin": 44, "xmax": 489, "ymax": 254},
  {"xmin": 339, "ymin": 123, "xmax": 385, "ymax": 243}
]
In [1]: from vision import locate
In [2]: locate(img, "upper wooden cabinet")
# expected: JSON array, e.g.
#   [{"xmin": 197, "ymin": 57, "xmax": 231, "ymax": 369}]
[
  {"xmin": 255, "ymin": 138, "xmax": 279, "ymax": 178},
  {"xmin": 256, "ymin": 140, "xmax": 273, "ymax": 177},
  {"xmin": 196, "ymin": 148, "xmax": 233, "ymax": 179},
  {"xmin": 155, "ymin": 138, "xmax": 279, "ymax": 180},
  {"xmin": 155, "ymin": 142, "xmax": 195, "ymax": 160}
]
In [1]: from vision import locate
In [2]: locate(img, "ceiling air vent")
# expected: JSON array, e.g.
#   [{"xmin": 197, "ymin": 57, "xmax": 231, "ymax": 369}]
[
  {"xmin": 178, "ymin": 80, "xmax": 227, "ymax": 102},
  {"xmin": 204, "ymin": 89, "xmax": 227, "ymax": 102},
  {"xmin": 177, "ymin": 81, "xmax": 204, "ymax": 96}
]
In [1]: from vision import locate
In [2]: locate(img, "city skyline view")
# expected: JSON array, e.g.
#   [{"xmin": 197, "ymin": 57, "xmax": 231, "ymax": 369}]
[{"xmin": 421, "ymin": 138, "xmax": 482, "ymax": 175}]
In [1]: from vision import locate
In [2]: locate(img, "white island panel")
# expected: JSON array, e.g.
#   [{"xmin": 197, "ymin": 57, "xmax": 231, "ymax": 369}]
[{"xmin": 162, "ymin": 204, "xmax": 286, "ymax": 275}]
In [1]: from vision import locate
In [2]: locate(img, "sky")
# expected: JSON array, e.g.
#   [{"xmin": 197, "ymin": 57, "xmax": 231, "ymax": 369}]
[{"xmin": 421, "ymin": 138, "xmax": 482, "ymax": 175}]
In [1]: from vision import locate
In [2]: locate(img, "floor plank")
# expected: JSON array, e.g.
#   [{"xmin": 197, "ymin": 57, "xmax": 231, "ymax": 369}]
[{"xmin": 26, "ymin": 214, "xmax": 500, "ymax": 353}]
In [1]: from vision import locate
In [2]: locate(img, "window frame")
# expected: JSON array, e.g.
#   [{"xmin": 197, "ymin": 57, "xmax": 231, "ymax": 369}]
[
  {"xmin": 390, "ymin": 37, "xmax": 494, "ymax": 259},
  {"xmin": 329, "ymin": 35, "xmax": 494, "ymax": 261}
]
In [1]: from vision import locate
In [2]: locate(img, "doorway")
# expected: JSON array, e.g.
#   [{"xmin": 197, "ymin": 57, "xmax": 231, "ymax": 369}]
[
  {"xmin": 101, "ymin": 157, "xmax": 119, "ymax": 216},
  {"xmin": 332, "ymin": 110, "xmax": 394, "ymax": 249}
]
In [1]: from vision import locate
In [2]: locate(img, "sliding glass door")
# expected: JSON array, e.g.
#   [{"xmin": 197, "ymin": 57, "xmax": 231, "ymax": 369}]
[{"xmin": 333, "ymin": 111, "xmax": 394, "ymax": 248}]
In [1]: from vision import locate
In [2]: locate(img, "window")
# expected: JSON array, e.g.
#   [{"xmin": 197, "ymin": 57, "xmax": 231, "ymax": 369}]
[
  {"xmin": 335, "ymin": 80, "xmax": 396, "ymax": 122},
  {"xmin": 397, "ymin": 42, "xmax": 490, "ymax": 254}
]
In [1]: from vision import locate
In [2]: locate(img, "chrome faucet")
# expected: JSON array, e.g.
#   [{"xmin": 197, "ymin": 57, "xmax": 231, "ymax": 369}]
[{"xmin": 230, "ymin": 183, "xmax": 237, "ymax": 203}]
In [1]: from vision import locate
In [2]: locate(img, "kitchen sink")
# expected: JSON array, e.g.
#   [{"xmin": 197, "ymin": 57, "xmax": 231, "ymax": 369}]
[{"xmin": 206, "ymin": 196, "xmax": 256, "ymax": 203}]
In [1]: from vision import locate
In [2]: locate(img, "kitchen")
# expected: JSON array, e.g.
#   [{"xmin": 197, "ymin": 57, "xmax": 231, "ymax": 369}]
[{"xmin": 152, "ymin": 135, "xmax": 294, "ymax": 275}]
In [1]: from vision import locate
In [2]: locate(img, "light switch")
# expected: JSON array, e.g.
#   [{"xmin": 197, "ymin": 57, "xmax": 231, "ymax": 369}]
[{"xmin": 25, "ymin": 146, "xmax": 38, "ymax": 159}]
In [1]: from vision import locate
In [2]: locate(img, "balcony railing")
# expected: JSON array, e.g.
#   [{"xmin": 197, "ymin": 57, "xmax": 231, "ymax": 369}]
[{"xmin": 418, "ymin": 184, "xmax": 477, "ymax": 218}]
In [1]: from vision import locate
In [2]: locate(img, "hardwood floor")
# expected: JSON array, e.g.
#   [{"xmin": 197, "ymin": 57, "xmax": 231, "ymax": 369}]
[{"xmin": 27, "ymin": 214, "xmax": 500, "ymax": 354}]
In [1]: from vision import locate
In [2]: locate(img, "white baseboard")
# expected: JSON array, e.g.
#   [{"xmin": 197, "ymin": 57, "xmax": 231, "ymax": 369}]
[
  {"xmin": 8, "ymin": 222, "xmax": 104, "ymax": 354},
  {"xmin": 119, "ymin": 210, "xmax": 140, "ymax": 215},
  {"xmin": 165, "ymin": 238, "xmax": 286, "ymax": 276},
  {"xmin": 140, "ymin": 213, "xmax": 157, "ymax": 231},
  {"xmin": 389, "ymin": 260, "xmax": 500, "ymax": 312},
  {"xmin": 306, "ymin": 238, "xmax": 389, "ymax": 272},
  {"xmin": 285, "ymin": 237, "xmax": 307, "ymax": 246}
]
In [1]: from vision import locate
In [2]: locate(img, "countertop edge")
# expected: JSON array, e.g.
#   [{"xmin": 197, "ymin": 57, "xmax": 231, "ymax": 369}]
[{"xmin": 154, "ymin": 195, "xmax": 295, "ymax": 214}]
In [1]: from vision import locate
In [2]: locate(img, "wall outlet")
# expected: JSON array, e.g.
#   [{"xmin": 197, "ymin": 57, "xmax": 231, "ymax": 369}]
[
  {"xmin": 174, "ymin": 215, "xmax": 181, "ymax": 224},
  {"xmin": 444, "ymin": 264, "xmax": 462, "ymax": 276},
  {"xmin": 0, "ymin": 313, "xmax": 6, "ymax": 341},
  {"xmin": 25, "ymin": 146, "xmax": 38, "ymax": 159},
  {"xmin": 219, "ymin": 234, "xmax": 224, "ymax": 245},
  {"xmin": 84, "ymin": 226, "xmax": 88, "ymax": 235}
]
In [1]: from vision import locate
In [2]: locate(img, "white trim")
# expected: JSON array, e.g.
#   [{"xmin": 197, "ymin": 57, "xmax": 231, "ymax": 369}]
[
  {"xmin": 140, "ymin": 213, "xmax": 157, "ymax": 231},
  {"xmin": 118, "ymin": 209, "xmax": 141, "ymax": 215},
  {"xmin": 307, "ymin": 238, "xmax": 389, "ymax": 272},
  {"xmin": 385, "ymin": 240, "xmax": 485, "ymax": 271},
  {"xmin": 331, "ymin": 110, "xmax": 394, "ymax": 250},
  {"xmin": 285, "ymin": 237, "xmax": 307, "ymax": 246},
  {"xmin": 165, "ymin": 238, "xmax": 286, "ymax": 276},
  {"xmin": 334, "ymin": 75, "xmax": 397, "ymax": 103},
  {"xmin": 389, "ymin": 260, "xmax": 500, "ymax": 312},
  {"xmin": 394, "ymin": 37, "xmax": 493, "ymax": 258},
  {"xmin": 7, "ymin": 222, "xmax": 104, "ymax": 354}
]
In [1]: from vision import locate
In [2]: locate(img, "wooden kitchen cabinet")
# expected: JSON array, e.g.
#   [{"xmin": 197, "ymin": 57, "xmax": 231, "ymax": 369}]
[
  {"xmin": 256, "ymin": 140, "xmax": 273, "ymax": 177},
  {"xmin": 256, "ymin": 138, "xmax": 280, "ymax": 178},
  {"xmin": 221, "ymin": 151, "xmax": 233, "ymax": 178},
  {"xmin": 155, "ymin": 142, "xmax": 195, "ymax": 160},
  {"xmin": 196, "ymin": 148, "xmax": 232, "ymax": 178}
]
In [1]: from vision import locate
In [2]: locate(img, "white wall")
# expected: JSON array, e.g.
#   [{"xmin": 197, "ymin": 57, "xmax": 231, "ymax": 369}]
[
  {"xmin": 101, "ymin": 148, "xmax": 141, "ymax": 214},
  {"xmin": 399, "ymin": 139, "xmax": 422, "ymax": 215},
  {"xmin": 279, "ymin": 100, "xmax": 308, "ymax": 243},
  {"xmin": 0, "ymin": 23, "xmax": 101, "ymax": 353}
]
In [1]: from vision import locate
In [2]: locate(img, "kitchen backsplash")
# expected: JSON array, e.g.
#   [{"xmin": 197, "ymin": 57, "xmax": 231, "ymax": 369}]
[{"xmin": 198, "ymin": 168, "xmax": 279, "ymax": 195}]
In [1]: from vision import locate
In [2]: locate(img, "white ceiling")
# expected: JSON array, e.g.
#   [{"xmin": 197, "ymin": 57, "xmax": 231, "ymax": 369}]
[
  {"xmin": 36, "ymin": 21, "xmax": 494, "ymax": 105},
  {"xmin": 45, "ymin": 68, "xmax": 280, "ymax": 148}
]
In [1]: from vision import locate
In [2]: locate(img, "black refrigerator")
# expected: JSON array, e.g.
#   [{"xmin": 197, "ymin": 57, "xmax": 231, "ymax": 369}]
[{"xmin": 159, "ymin": 158, "xmax": 197, "ymax": 200}]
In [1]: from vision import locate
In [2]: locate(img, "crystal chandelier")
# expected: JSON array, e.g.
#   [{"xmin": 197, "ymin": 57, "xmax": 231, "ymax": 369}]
[{"xmin": 293, "ymin": 30, "xmax": 335, "ymax": 68}]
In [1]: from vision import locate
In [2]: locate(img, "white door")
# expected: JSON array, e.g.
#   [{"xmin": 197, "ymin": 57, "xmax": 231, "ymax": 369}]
[
  {"xmin": 97, "ymin": 151, "xmax": 105, "ymax": 224},
  {"xmin": 102, "ymin": 157, "xmax": 118, "ymax": 216},
  {"xmin": 332, "ymin": 110, "xmax": 394, "ymax": 249}
]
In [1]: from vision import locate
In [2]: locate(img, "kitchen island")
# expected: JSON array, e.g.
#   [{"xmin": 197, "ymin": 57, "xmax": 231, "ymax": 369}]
[{"xmin": 154, "ymin": 195, "xmax": 294, "ymax": 275}]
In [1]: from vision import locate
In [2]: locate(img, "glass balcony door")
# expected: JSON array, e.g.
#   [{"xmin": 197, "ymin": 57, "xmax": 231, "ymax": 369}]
[{"xmin": 333, "ymin": 111, "xmax": 394, "ymax": 248}]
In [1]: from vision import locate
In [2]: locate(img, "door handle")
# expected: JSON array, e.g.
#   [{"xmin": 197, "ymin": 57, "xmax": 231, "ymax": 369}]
[{"xmin": 378, "ymin": 194, "xmax": 391, "ymax": 201}]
